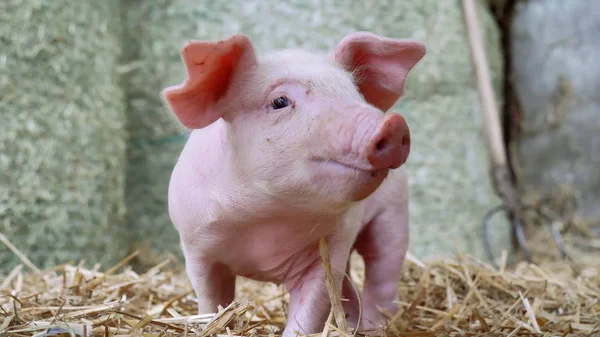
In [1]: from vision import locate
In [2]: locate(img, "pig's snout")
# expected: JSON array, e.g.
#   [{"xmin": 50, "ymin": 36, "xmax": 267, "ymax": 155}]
[{"xmin": 366, "ymin": 113, "xmax": 410, "ymax": 170}]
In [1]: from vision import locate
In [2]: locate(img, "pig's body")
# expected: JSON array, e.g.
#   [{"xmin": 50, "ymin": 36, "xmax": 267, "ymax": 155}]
[{"xmin": 163, "ymin": 33, "xmax": 425, "ymax": 336}]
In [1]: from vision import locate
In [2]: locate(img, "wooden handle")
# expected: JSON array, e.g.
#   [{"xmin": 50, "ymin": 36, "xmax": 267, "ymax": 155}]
[{"xmin": 462, "ymin": 0, "xmax": 507, "ymax": 167}]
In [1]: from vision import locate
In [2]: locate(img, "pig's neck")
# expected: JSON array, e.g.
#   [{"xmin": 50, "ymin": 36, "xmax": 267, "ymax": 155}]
[
  {"xmin": 211, "ymin": 121, "xmax": 351, "ymax": 228},
  {"xmin": 174, "ymin": 119, "xmax": 356, "ymax": 245},
  {"xmin": 214, "ymin": 167, "xmax": 345, "ymax": 227}
]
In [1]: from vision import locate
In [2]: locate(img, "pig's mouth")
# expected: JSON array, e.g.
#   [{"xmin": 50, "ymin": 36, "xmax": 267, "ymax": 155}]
[
  {"xmin": 308, "ymin": 157, "xmax": 390, "ymax": 201},
  {"xmin": 309, "ymin": 157, "xmax": 387, "ymax": 175}
]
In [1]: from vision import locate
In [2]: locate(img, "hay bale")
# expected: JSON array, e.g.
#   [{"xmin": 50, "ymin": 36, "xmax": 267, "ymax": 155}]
[
  {"xmin": 120, "ymin": 0, "xmax": 508, "ymax": 267},
  {"xmin": 119, "ymin": 0, "xmax": 192, "ymax": 269},
  {"xmin": 509, "ymin": 0, "xmax": 600, "ymax": 229},
  {"xmin": 0, "ymin": 0, "xmax": 130, "ymax": 272}
]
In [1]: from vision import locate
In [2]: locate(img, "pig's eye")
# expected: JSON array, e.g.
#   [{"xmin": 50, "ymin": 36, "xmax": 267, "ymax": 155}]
[{"xmin": 271, "ymin": 96, "xmax": 290, "ymax": 110}]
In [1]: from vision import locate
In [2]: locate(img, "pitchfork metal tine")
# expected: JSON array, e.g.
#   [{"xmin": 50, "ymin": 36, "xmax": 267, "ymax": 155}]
[
  {"xmin": 482, "ymin": 204, "xmax": 533, "ymax": 268},
  {"xmin": 482, "ymin": 204, "xmax": 505, "ymax": 269},
  {"xmin": 549, "ymin": 219, "xmax": 568, "ymax": 258},
  {"xmin": 482, "ymin": 201, "xmax": 571, "ymax": 267},
  {"xmin": 532, "ymin": 202, "xmax": 569, "ymax": 259},
  {"xmin": 513, "ymin": 215, "xmax": 533, "ymax": 263}
]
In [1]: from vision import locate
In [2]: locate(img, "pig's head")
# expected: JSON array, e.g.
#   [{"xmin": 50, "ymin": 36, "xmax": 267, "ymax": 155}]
[{"xmin": 162, "ymin": 32, "xmax": 425, "ymax": 214}]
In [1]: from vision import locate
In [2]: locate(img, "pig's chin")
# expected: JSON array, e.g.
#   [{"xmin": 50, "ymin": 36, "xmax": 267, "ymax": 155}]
[{"xmin": 308, "ymin": 158, "xmax": 389, "ymax": 201}]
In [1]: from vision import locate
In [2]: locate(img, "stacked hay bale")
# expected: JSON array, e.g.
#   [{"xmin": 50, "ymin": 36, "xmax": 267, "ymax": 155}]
[
  {"xmin": 120, "ymin": 0, "xmax": 508, "ymax": 267},
  {"xmin": 119, "ymin": 0, "xmax": 192, "ymax": 268},
  {"xmin": 510, "ymin": 0, "xmax": 600, "ymax": 229},
  {"xmin": 0, "ymin": 0, "xmax": 130, "ymax": 271}
]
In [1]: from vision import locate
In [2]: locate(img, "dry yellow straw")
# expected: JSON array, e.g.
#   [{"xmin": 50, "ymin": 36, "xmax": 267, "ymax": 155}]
[{"xmin": 319, "ymin": 237, "xmax": 349, "ymax": 335}]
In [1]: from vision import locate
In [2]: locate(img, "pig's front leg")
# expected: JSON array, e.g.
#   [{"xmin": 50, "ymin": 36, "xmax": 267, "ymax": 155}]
[
  {"xmin": 282, "ymin": 238, "xmax": 350, "ymax": 337},
  {"xmin": 181, "ymin": 241, "xmax": 236, "ymax": 314},
  {"xmin": 353, "ymin": 197, "xmax": 409, "ymax": 332}
]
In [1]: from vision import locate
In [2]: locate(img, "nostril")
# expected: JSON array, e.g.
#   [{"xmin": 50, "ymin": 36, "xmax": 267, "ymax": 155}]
[
  {"xmin": 375, "ymin": 138, "xmax": 388, "ymax": 152},
  {"xmin": 366, "ymin": 114, "xmax": 410, "ymax": 169},
  {"xmin": 401, "ymin": 135, "xmax": 410, "ymax": 147}
]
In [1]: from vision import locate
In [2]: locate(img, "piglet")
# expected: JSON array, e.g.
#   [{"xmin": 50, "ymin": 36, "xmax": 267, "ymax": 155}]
[{"xmin": 162, "ymin": 32, "xmax": 425, "ymax": 336}]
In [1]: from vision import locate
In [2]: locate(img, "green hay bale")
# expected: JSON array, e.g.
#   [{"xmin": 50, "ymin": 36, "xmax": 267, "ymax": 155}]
[
  {"xmin": 0, "ymin": 0, "xmax": 130, "ymax": 272},
  {"xmin": 120, "ymin": 0, "xmax": 509, "ymax": 267},
  {"xmin": 119, "ymin": 0, "xmax": 190, "ymax": 269}
]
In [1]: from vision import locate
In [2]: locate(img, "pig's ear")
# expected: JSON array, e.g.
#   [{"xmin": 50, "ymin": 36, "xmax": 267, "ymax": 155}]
[
  {"xmin": 161, "ymin": 35, "xmax": 258, "ymax": 129},
  {"xmin": 334, "ymin": 32, "xmax": 426, "ymax": 112}
]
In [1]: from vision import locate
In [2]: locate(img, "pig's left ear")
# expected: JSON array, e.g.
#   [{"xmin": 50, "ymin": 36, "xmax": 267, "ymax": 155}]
[
  {"xmin": 334, "ymin": 32, "xmax": 426, "ymax": 112},
  {"xmin": 161, "ymin": 35, "xmax": 258, "ymax": 129}
]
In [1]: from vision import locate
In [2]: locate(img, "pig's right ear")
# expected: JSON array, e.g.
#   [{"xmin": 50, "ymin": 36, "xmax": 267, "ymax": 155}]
[
  {"xmin": 161, "ymin": 35, "xmax": 258, "ymax": 129},
  {"xmin": 333, "ymin": 32, "xmax": 426, "ymax": 112}
]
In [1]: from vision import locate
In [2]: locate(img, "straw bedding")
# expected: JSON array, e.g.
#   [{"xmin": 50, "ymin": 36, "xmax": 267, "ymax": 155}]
[
  {"xmin": 0, "ymin": 0, "xmax": 130, "ymax": 272},
  {"xmin": 0, "ymin": 226, "xmax": 598, "ymax": 337}
]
